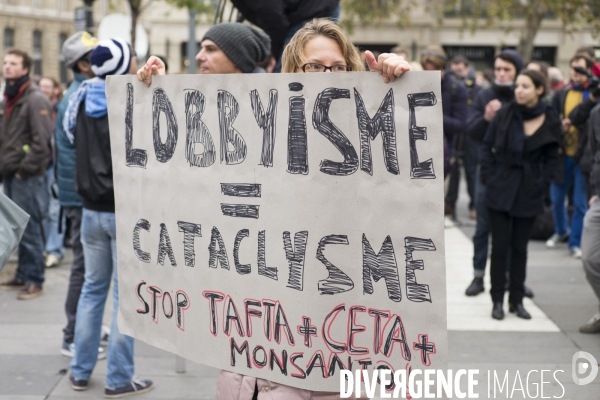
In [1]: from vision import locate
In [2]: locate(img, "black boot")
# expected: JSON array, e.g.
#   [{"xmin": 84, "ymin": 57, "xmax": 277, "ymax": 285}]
[
  {"xmin": 524, "ymin": 286, "xmax": 534, "ymax": 299},
  {"xmin": 509, "ymin": 303, "xmax": 531, "ymax": 319},
  {"xmin": 492, "ymin": 302, "xmax": 504, "ymax": 320},
  {"xmin": 465, "ymin": 277, "xmax": 484, "ymax": 296}
]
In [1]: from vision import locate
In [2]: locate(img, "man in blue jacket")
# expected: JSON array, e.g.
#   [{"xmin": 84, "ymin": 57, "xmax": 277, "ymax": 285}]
[{"xmin": 54, "ymin": 32, "xmax": 107, "ymax": 359}]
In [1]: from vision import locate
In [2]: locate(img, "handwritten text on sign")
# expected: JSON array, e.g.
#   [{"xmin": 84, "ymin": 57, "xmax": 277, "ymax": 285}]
[{"xmin": 107, "ymin": 71, "xmax": 447, "ymax": 392}]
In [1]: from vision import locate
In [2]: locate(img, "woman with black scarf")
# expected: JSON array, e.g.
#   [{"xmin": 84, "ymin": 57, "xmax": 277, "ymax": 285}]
[{"xmin": 480, "ymin": 69, "xmax": 561, "ymax": 320}]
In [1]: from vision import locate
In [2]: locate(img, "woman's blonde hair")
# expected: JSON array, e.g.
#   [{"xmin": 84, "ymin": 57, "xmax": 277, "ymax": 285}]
[{"xmin": 281, "ymin": 19, "xmax": 365, "ymax": 73}]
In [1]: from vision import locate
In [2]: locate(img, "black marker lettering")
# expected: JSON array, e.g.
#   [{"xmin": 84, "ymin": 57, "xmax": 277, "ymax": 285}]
[
  {"xmin": 317, "ymin": 235, "xmax": 354, "ymax": 295},
  {"xmin": 354, "ymin": 88, "xmax": 399, "ymax": 175},
  {"xmin": 208, "ymin": 226, "xmax": 230, "ymax": 270},
  {"xmin": 405, "ymin": 237, "xmax": 435, "ymax": 303},
  {"xmin": 407, "ymin": 92, "xmax": 437, "ymax": 178},
  {"xmin": 133, "ymin": 219, "xmax": 151, "ymax": 263},
  {"xmin": 125, "ymin": 83, "xmax": 147, "ymax": 167},
  {"xmin": 230, "ymin": 338, "xmax": 251, "ymax": 368},
  {"xmin": 184, "ymin": 89, "xmax": 216, "ymax": 167},
  {"xmin": 250, "ymin": 89, "xmax": 278, "ymax": 167},
  {"xmin": 313, "ymin": 88, "xmax": 358, "ymax": 176},
  {"xmin": 258, "ymin": 230, "xmax": 278, "ymax": 280},
  {"xmin": 152, "ymin": 88, "xmax": 178, "ymax": 163},
  {"xmin": 233, "ymin": 229, "xmax": 251, "ymax": 275},
  {"xmin": 157, "ymin": 223, "xmax": 177, "ymax": 267},
  {"xmin": 217, "ymin": 90, "xmax": 247, "ymax": 164},
  {"xmin": 287, "ymin": 96, "xmax": 308, "ymax": 174},
  {"xmin": 362, "ymin": 234, "xmax": 402, "ymax": 302},
  {"xmin": 177, "ymin": 221, "xmax": 201, "ymax": 267},
  {"xmin": 283, "ymin": 231, "xmax": 308, "ymax": 291}
]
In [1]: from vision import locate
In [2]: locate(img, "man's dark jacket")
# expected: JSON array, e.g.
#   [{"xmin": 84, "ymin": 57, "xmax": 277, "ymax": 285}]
[
  {"xmin": 467, "ymin": 86, "xmax": 514, "ymax": 143},
  {"xmin": 0, "ymin": 82, "xmax": 53, "ymax": 178},
  {"xmin": 74, "ymin": 101, "xmax": 114, "ymax": 213},
  {"xmin": 229, "ymin": 0, "xmax": 339, "ymax": 60}
]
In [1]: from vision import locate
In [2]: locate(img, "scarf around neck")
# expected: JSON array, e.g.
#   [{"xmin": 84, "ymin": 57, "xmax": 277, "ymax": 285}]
[
  {"xmin": 63, "ymin": 77, "xmax": 107, "ymax": 143},
  {"xmin": 493, "ymin": 100, "xmax": 547, "ymax": 166},
  {"xmin": 4, "ymin": 75, "xmax": 30, "ymax": 101},
  {"xmin": 492, "ymin": 80, "xmax": 515, "ymax": 101}
]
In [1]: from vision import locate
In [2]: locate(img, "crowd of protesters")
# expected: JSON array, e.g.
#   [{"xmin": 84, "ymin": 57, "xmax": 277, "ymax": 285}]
[{"xmin": 0, "ymin": 4, "xmax": 600, "ymax": 398}]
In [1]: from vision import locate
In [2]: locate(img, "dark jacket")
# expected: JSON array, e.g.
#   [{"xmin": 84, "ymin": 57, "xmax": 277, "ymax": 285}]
[
  {"xmin": 229, "ymin": 0, "xmax": 339, "ymax": 60},
  {"xmin": 467, "ymin": 85, "xmax": 514, "ymax": 143},
  {"xmin": 0, "ymin": 82, "xmax": 53, "ymax": 178},
  {"xmin": 55, "ymin": 73, "xmax": 87, "ymax": 208},
  {"xmin": 441, "ymin": 72, "xmax": 469, "ymax": 144},
  {"xmin": 74, "ymin": 101, "xmax": 114, "ymax": 212},
  {"xmin": 588, "ymin": 104, "xmax": 600, "ymax": 197},
  {"xmin": 480, "ymin": 104, "xmax": 561, "ymax": 218}
]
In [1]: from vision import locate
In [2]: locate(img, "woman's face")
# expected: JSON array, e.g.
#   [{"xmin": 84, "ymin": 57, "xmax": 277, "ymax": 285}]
[
  {"xmin": 297, "ymin": 35, "xmax": 346, "ymax": 73},
  {"xmin": 515, "ymin": 75, "xmax": 544, "ymax": 107}
]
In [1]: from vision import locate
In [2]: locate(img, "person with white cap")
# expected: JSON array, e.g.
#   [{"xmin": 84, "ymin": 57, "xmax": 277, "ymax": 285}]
[{"xmin": 65, "ymin": 38, "xmax": 154, "ymax": 398}]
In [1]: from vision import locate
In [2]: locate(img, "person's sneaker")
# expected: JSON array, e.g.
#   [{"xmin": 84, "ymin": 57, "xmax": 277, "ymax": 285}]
[
  {"xmin": 105, "ymin": 377, "xmax": 154, "ymax": 398},
  {"xmin": 45, "ymin": 254, "xmax": 61, "ymax": 268},
  {"xmin": 61, "ymin": 341, "xmax": 107, "ymax": 360},
  {"xmin": 101, "ymin": 324, "xmax": 111, "ymax": 345},
  {"xmin": 16, "ymin": 284, "xmax": 43, "ymax": 300},
  {"xmin": 465, "ymin": 277, "xmax": 484, "ymax": 296},
  {"xmin": 579, "ymin": 313, "xmax": 600, "ymax": 334},
  {"xmin": 69, "ymin": 374, "xmax": 88, "ymax": 391},
  {"xmin": 546, "ymin": 232, "xmax": 570, "ymax": 248},
  {"xmin": 570, "ymin": 246, "xmax": 583, "ymax": 259},
  {"xmin": 0, "ymin": 278, "xmax": 25, "ymax": 291}
]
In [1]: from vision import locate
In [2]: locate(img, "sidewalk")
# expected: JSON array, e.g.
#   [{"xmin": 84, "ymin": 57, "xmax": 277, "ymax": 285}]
[{"xmin": 1, "ymin": 193, "xmax": 598, "ymax": 399}]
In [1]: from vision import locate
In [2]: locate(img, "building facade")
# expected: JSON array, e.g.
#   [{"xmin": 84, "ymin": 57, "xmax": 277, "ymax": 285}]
[{"xmin": 0, "ymin": 1, "xmax": 597, "ymax": 82}]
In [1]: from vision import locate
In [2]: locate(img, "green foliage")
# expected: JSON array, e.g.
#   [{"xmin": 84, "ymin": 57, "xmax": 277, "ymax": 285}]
[
  {"xmin": 340, "ymin": 0, "xmax": 419, "ymax": 33},
  {"xmin": 165, "ymin": 0, "xmax": 214, "ymax": 14}
]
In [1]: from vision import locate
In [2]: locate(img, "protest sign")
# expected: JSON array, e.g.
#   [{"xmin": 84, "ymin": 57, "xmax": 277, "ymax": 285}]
[{"xmin": 106, "ymin": 71, "xmax": 447, "ymax": 392}]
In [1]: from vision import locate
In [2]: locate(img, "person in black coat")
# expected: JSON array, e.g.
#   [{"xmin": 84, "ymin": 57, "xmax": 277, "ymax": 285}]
[{"xmin": 480, "ymin": 70, "xmax": 561, "ymax": 320}]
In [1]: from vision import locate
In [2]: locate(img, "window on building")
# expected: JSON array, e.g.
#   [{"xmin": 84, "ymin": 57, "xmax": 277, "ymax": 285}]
[
  {"xmin": 4, "ymin": 28, "xmax": 14, "ymax": 50},
  {"xmin": 59, "ymin": 0, "xmax": 67, "ymax": 11},
  {"xmin": 59, "ymin": 32, "xmax": 68, "ymax": 83},
  {"xmin": 33, "ymin": 30, "xmax": 42, "ymax": 75},
  {"xmin": 33, "ymin": 0, "xmax": 41, "ymax": 7}
]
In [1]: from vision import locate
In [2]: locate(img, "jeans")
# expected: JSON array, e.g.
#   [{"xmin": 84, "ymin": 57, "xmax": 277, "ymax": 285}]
[
  {"xmin": 273, "ymin": 4, "xmax": 341, "ymax": 73},
  {"xmin": 488, "ymin": 209, "xmax": 536, "ymax": 305},
  {"xmin": 3, "ymin": 174, "xmax": 48, "ymax": 285},
  {"xmin": 550, "ymin": 156, "xmax": 587, "ymax": 249},
  {"xmin": 44, "ymin": 164, "xmax": 65, "ymax": 258},
  {"xmin": 70, "ymin": 209, "xmax": 134, "ymax": 388},
  {"xmin": 472, "ymin": 169, "xmax": 490, "ymax": 275},
  {"xmin": 62, "ymin": 207, "xmax": 84, "ymax": 343}
]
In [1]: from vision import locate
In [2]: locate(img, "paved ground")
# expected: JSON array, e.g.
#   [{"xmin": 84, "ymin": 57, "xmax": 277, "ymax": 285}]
[{"xmin": 1, "ymin": 181, "xmax": 599, "ymax": 399}]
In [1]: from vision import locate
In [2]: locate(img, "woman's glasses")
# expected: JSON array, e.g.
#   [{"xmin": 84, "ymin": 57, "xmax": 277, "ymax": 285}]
[{"xmin": 301, "ymin": 63, "xmax": 352, "ymax": 73}]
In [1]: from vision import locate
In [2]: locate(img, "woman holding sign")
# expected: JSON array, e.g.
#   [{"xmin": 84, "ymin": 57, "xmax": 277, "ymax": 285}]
[
  {"xmin": 479, "ymin": 70, "xmax": 561, "ymax": 321},
  {"xmin": 137, "ymin": 18, "xmax": 410, "ymax": 400}
]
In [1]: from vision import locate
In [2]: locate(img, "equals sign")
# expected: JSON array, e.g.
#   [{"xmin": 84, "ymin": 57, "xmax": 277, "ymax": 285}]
[{"xmin": 220, "ymin": 183, "xmax": 261, "ymax": 219}]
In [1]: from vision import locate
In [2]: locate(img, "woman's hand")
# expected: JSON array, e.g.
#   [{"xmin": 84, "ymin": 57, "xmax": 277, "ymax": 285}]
[
  {"xmin": 590, "ymin": 195, "xmax": 598, "ymax": 208},
  {"xmin": 137, "ymin": 56, "xmax": 166, "ymax": 87},
  {"xmin": 364, "ymin": 51, "xmax": 411, "ymax": 83}
]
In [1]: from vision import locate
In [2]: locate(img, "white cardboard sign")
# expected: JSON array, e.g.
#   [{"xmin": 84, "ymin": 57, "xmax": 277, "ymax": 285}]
[{"xmin": 106, "ymin": 71, "xmax": 447, "ymax": 392}]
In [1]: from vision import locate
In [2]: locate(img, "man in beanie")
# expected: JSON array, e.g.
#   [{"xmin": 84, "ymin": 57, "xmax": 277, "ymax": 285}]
[
  {"xmin": 464, "ymin": 49, "xmax": 533, "ymax": 297},
  {"xmin": 0, "ymin": 48, "xmax": 53, "ymax": 300},
  {"xmin": 65, "ymin": 38, "xmax": 154, "ymax": 398},
  {"xmin": 138, "ymin": 22, "xmax": 270, "ymax": 84},
  {"xmin": 54, "ymin": 31, "xmax": 111, "ymax": 360}
]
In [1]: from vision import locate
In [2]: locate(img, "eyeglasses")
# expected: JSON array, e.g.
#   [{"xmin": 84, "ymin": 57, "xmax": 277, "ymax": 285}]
[{"xmin": 301, "ymin": 63, "xmax": 351, "ymax": 73}]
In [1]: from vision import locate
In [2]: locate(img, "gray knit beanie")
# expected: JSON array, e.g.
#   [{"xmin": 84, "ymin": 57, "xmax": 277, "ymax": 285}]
[{"xmin": 202, "ymin": 23, "xmax": 271, "ymax": 73}]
